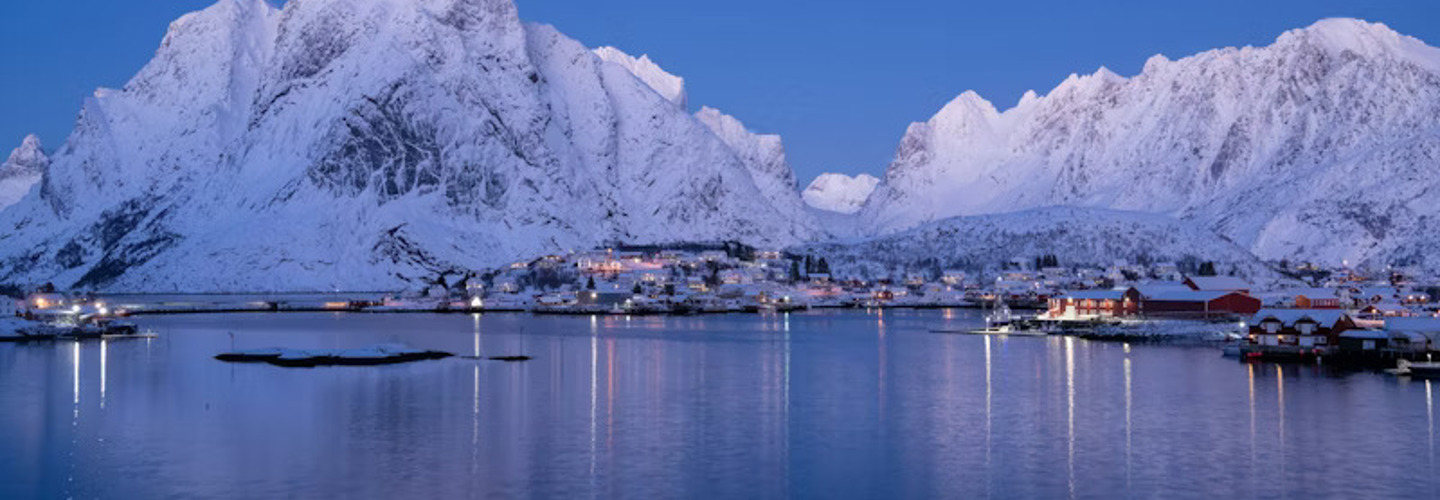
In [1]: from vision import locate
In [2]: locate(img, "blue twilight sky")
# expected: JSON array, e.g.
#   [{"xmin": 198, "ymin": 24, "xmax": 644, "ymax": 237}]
[{"xmin": 2, "ymin": 1, "xmax": 1438, "ymax": 185}]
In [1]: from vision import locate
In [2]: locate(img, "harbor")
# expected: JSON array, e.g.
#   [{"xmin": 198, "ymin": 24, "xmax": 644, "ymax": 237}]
[{"xmin": 6, "ymin": 308, "xmax": 1440, "ymax": 498}]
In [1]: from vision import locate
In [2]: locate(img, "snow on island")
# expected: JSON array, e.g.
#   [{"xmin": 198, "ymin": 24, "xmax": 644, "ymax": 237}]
[{"xmin": 216, "ymin": 344, "xmax": 453, "ymax": 367}]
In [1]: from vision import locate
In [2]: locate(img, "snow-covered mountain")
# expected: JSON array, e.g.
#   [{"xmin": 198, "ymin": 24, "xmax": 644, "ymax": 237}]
[
  {"xmin": 862, "ymin": 18, "xmax": 1440, "ymax": 271},
  {"xmin": 692, "ymin": 106, "xmax": 814, "ymax": 224},
  {"xmin": 592, "ymin": 46, "xmax": 687, "ymax": 109},
  {"xmin": 803, "ymin": 207, "xmax": 1273, "ymax": 280},
  {"xmin": 802, "ymin": 173, "xmax": 878, "ymax": 214},
  {"xmin": 0, "ymin": 135, "xmax": 47, "ymax": 211},
  {"xmin": 0, "ymin": 0, "xmax": 815, "ymax": 292}
]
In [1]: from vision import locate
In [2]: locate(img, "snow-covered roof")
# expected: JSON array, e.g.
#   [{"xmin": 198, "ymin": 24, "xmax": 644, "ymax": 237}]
[
  {"xmin": 1251, "ymin": 309, "xmax": 1351, "ymax": 328},
  {"xmin": 1362, "ymin": 301, "xmax": 1408, "ymax": 312},
  {"xmin": 1339, "ymin": 330, "xmax": 1390, "ymax": 340},
  {"xmin": 1059, "ymin": 289, "xmax": 1130, "ymax": 300},
  {"xmin": 1186, "ymin": 276, "xmax": 1251, "ymax": 291},
  {"xmin": 1385, "ymin": 317, "xmax": 1440, "ymax": 332},
  {"xmin": 1134, "ymin": 282, "xmax": 1191, "ymax": 297},
  {"xmin": 1143, "ymin": 290, "xmax": 1237, "ymax": 302},
  {"xmin": 1356, "ymin": 287, "xmax": 1397, "ymax": 297}
]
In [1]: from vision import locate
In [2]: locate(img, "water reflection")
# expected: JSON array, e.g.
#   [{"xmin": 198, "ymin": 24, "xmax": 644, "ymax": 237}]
[
  {"xmin": 1428, "ymin": 380, "xmax": 1434, "ymax": 484},
  {"xmin": 1065, "ymin": 336, "xmax": 1076, "ymax": 500},
  {"xmin": 1277, "ymin": 364, "xmax": 1287, "ymax": 489},
  {"xmin": 100, "ymin": 339, "xmax": 108, "ymax": 409},
  {"xmin": 1123, "ymin": 344, "xmax": 1132, "ymax": 491},
  {"xmin": 5, "ymin": 310, "xmax": 1440, "ymax": 499},
  {"xmin": 1248, "ymin": 362, "xmax": 1257, "ymax": 493}
]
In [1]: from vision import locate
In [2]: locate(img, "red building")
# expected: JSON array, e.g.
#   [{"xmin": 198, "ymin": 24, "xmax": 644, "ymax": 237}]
[
  {"xmin": 1141, "ymin": 290, "xmax": 1263, "ymax": 318},
  {"xmin": 1046, "ymin": 288, "xmax": 1141, "ymax": 320}
]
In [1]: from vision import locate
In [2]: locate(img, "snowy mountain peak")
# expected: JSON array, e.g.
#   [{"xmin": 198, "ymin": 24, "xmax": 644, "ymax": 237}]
[
  {"xmin": 0, "ymin": 135, "xmax": 48, "ymax": 210},
  {"xmin": 933, "ymin": 90, "xmax": 999, "ymax": 125},
  {"xmin": 1142, "ymin": 54, "xmax": 1171, "ymax": 74},
  {"xmin": 6, "ymin": 135, "xmax": 46, "ymax": 169},
  {"xmin": 802, "ymin": 173, "xmax": 878, "ymax": 214},
  {"xmin": 1277, "ymin": 18, "xmax": 1440, "ymax": 73},
  {"xmin": 593, "ymin": 46, "xmax": 688, "ymax": 108}
]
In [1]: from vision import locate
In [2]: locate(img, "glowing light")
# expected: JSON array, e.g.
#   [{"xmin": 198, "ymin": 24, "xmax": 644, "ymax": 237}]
[{"xmin": 470, "ymin": 296, "xmax": 483, "ymax": 309}]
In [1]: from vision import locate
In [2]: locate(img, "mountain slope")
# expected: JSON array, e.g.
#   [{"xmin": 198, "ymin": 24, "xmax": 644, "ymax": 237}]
[
  {"xmin": 862, "ymin": 18, "xmax": 1440, "ymax": 270},
  {"xmin": 804, "ymin": 207, "xmax": 1273, "ymax": 280},
  {"xmin": 802, "ymin": 173, "xmax": 878, "ymax": 214},
  {"xmin": 0, "ymin": 0, "xmax": 814, "ymax": 292},
  {"xmin": 0, "ymin": 135, "xmax": 47, "ymax": 211}
]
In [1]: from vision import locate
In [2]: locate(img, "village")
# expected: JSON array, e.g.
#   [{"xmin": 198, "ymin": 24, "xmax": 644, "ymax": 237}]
[{"xmin": 8, "ymin": 243, "xmax": 1440, "ymax": 371}]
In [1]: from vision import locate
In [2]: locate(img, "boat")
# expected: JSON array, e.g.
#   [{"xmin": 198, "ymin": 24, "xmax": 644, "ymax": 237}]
[
  {"xmin": 1395, "ymin": 359, "xmax": 1440, "ymax": 378},
  {"xmin": 975, "ymin": 297, "xmax": 1040, "ymax": 335},
  {"xmin": 930, "ymin": 297, "xmax": 1044, "ymax": 336},
  {"xmin": 964, "ymin": 324, "xmax": 1047, "ymax": 336}
]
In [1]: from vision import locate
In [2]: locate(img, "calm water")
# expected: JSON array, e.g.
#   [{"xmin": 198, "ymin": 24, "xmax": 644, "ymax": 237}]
[{"xmin": 2, "ymin": 309, "xmax": 1438, "ymax": 499}]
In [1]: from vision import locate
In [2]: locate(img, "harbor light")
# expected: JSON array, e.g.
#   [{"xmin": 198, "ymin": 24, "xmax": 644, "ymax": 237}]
[{"xmin": 470, "ymin": 296, "xmax": 483, "ymax": 309}]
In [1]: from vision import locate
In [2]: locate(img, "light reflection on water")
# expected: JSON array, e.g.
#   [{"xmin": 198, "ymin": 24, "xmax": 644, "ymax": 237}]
[{"xmin": 0, "ymin": 309, "xmax": 1437, "ymax": 498}]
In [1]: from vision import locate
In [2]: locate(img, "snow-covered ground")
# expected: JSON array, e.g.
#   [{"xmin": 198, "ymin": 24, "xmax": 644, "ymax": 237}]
[{"xmin": 799, "ymin": 206, "xmax": 1275, "ymax": 280}]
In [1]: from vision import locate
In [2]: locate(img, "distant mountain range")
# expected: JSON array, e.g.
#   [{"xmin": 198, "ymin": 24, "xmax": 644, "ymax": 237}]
[
  {"xmin": 861, "ymin": 18, "xmax": 1440, "ymax": 272},
  {"xmin": 2, "ymin": 0, "xmax": 1436, "ymax": 291}
]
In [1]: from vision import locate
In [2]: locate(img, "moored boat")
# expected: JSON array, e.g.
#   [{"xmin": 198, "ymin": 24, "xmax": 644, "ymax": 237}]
[{"xmin": 1395, "ymin": 359, "xmax": 1440, "ymax": 378}]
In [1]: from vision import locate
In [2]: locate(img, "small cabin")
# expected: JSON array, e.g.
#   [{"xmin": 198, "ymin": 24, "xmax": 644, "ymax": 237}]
[
  {"xmin": 1287, "ymin": 288, "xmax": 1345, "ymax": 309},
  {"xmin": 1248, "ymin": 309, "xmax": 1356, "ymax": 348},
  {"xmin": 1046, "ymin": 288, "xmax": 1141, "ymax": 320}
]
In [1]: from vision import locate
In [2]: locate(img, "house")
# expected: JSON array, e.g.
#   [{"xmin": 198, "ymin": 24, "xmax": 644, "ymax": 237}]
[
  {"xmin": 1045, "ymin": 288, "xmax": 1141, "ymax": 320},
  {"xmin": 1358, "ymin": 302, "xmax": 1411, "ymax": 318},
  {"xmin": 1385, "ymin": 317, "xmax": 1440, "ymax": 352},
  {"xmin": 1141, "ymin": 290, "xmax": 1263, "ymax": 318},
  {"xmin": 719, "ymin": 269, "xmax": 748, "ymax": 285},
  {"xmin": 1183, "ymin": 276, "xmax": 1251, "ymax": 294},
  {"xmin": 1337, "ymin": 329, "xmax": 1428, "ymax": 353},
  {"xmin": 1289, "ymin": 288, "xmax": 1345, "ymax": 309},
  {"xmin": 941, "ymin": 270, "xmax": 967, "ymax": 287},
  {"xmin": 1351, "ymin": 286, "xmax": 1399, "ymax": 305},
  {"xmin": 577, "ymin": 283, "xmax": 634, "ymax": 307},
  {"xmin": 25, "ymin": 292, "xmax": 68, "ymax": 311},
  {"xmin": 1247, "ymin": 309, "xmax": 1356, "ymax": 348},
  {"xmin": 686, "ymin": 276, "xmax": 709, "ymax": 292}
]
